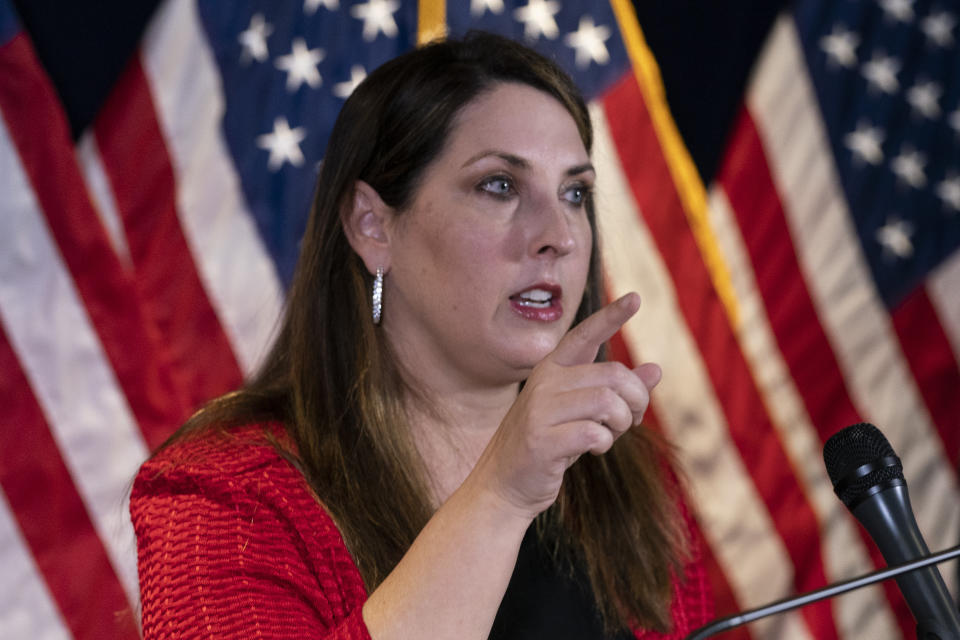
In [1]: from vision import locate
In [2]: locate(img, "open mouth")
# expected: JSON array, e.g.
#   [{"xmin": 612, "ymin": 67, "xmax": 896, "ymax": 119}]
[{"xmin": 509, "ymin": 284, "xmax": 563, "ymax": 322}]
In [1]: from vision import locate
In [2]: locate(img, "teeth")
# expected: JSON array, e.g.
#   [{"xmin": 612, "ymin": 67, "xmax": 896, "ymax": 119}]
[
  {"xmin": 520, "ymin": 288, "xmax": 552, "ymax": 302},
  {"xmin": 516, "ymin": 288, "xmax": 553, "ymax": 308}
]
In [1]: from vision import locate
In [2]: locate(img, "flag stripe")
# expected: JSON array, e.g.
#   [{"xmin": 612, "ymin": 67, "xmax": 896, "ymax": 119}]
[
  {"xmin": 748, "ymin": 11, "xmax": 960, "ymax": 580},
  {"xmin": 706, "ymin": 183, "xmax": 902, "ymax": 638},
  {"xmin": 0, "ymin": 492, "xmax": 70, "ymax": 640},
  {"xmin": 0, "ymin": 322, "xmax": 137, "ymax": 639},
  {"xmin": 0, "ymin": 30, "xmax": 194, "ymax": 445},
  {"xmin": 76, "ymin": 132, "xmax": 132, "ymax": 266},
  {"xmin": 603, "ymin": 72, "xmax": 838, "ymax": 639},
  {"xmin": 93, "ymin": 53, "xmax": 244, "ymax": 426},
  {"xmin": 592, "ymin": 103, "xmax": 808, "ymax": 639},
  {"xmin": 718, "ymin": 108, "xmax": 859, "ymax": 437},
  {"xmin": 891, "ymin": 287, "xmax": 960, "ymax": 467},
  {"xmin": 0, "ymin": 103, "xmax": 147, "ymax": 613},
  {"xmin": 141, "ymin": 0, "xmax": 284, "ymax": 376}
]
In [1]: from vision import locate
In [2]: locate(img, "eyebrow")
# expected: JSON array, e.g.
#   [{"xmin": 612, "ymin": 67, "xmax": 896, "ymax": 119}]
[{"xmin": 461, "ymin": 150, "xmax": 595, "ymax": 177}]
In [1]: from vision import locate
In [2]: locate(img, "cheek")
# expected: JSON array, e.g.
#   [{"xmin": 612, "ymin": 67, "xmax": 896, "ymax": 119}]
[
  {"xmin": 574, "ymin": 219, "xmax": 594, "ymax": 274},
  {"xmin": 408, "ymin": 219, "xmax": 505, "ymax": 306}
]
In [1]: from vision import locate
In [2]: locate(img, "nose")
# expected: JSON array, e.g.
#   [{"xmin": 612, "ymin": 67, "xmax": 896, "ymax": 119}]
[{"xmin": 529, "ymin": 198, "xmax": 578, "ymax": 258}]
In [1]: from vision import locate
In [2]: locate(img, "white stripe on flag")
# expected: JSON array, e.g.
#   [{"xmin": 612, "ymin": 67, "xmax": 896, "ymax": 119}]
[
  {"xmin": 928, "ymin": 250, "xmax": 960, "ymax": 365},
  {"xmin": 708, "ymin": 185, "xmax": 900, "ymax": 638},
  {"xmin": 0, "ymin": 491, "xmax": 70, "ymax": 640},
  {"xmin": 748, "ymin": 15, "xmax": 960, "ymax": 573},
  {"xmin": 590, "ymin": 103, "xmax": 811, "ymax": 640},
  {"xmin": 0, "ymin": 116, "xmax": 145, "ymax": 608},
  {"xmin": 141, "ymin": 0, "xmax": 284, "ymax": 375},
  {"xmin": 75, "ymin": 131, "xmax": 131, "ymax": 267}
]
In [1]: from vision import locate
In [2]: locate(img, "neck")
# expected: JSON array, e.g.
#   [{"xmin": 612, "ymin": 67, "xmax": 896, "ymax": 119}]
[
  {"xmin": 382, "ymin": 322, "xmax": 529, "ymax": 505},
  {"xmin": 405, "ymin": 382, "xmax": 519, "ymax": 507}
]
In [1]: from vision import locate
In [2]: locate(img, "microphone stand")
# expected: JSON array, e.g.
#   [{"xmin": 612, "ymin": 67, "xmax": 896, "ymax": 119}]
[{"xmin": 685, "ymin": 544, "xmax": 960, "ymax": 640}]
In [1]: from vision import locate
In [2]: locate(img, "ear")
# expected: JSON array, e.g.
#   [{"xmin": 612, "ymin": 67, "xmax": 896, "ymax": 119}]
[{"xmin": 342, "ymin": 180, "xmax": 394, "ymax": 275}]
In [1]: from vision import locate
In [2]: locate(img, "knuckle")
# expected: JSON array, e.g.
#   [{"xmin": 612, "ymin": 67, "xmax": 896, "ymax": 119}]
[
  {"xmin": 605, "ymin": 360, "xmax": 630, "ymax": 379},
  {"xmin": 591, "ymin": 386, "xmax": 617, "ymax": 413}
]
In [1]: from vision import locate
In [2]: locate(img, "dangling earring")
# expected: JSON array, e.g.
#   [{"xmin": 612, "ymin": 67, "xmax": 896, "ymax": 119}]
[{"xmin": 372, "ymin": 267, "xmax": 384, "ymax": 325}]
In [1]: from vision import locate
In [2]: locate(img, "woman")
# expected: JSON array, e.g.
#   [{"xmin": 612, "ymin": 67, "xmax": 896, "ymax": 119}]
[{"xmin": 131, "ymin": 32, "xmax": 713, "ymax": 639}]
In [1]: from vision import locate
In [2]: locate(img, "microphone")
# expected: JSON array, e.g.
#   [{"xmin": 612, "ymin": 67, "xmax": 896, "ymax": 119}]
[{"xmin": 823, "ymin": 422, "xmax": 960, "ymax": 639}]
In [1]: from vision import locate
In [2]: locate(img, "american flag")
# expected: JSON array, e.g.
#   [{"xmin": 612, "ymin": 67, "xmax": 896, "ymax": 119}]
[{"xmin": 0, "ymin": 0, "xmax": 957, "ymax": 638}]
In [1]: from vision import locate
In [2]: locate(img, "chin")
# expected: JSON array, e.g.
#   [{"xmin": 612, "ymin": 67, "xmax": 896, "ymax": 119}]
[{"xmin": 502, "ymin": 341, "xmax": 559, "ymax": 373}]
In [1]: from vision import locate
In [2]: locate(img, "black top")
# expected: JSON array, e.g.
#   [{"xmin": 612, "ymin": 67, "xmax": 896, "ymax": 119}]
[{"xmin": 489, "ymin": 527, "xmax": 635, "ymax": 639}]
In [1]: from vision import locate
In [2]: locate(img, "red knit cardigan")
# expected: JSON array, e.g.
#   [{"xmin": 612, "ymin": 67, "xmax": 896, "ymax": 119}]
[{"xmin": 131, "ymin": 424, "xmax": 714, "ymax": 639}]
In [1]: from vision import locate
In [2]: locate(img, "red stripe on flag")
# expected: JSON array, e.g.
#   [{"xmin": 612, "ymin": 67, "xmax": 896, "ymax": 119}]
[
  {"xmin": 717, "ymin": 106, "xmax": 915, "ymax": 637},
  {"xmin": 94, "ymin": 53, "xmax": 243, "ymax": 429},
  {"xmin": 717, "ymin": 108, "xmax": 862, "ymax": 439},
  {"xmin": 0, "ymin": 322, "xmax": 139, "ymax": 639},
  {"xmin": 891, "ymin": 287, "xmax": 960, "ymax": 466},
  {"xmin": 0, "ymin": 32, "xmax": 192, "ymax": 448},
  {"xmin": 603, "ymin": 74, "xmax": 839, "ymax": 639}
]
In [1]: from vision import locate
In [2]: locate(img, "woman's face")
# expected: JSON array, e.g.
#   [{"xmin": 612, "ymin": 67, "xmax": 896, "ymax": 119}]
[{"xmin": 383, "ymin": 82, "xmax": 594, "ymax": 389}]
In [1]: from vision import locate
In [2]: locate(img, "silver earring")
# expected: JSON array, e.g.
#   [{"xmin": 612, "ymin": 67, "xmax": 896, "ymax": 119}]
[{"xmin": 372, "ymin": 267, "xmax": 383, "ymax": 325}]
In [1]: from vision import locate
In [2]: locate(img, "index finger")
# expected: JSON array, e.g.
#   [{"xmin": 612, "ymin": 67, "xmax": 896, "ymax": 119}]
[{"xmin": 550, "ymin": 293, "xmax": 641, "ymax": 367}]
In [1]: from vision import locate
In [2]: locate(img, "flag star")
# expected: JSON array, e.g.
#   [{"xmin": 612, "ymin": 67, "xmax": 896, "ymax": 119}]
[
  {"xmin": 564, "ymin": 16, "xmax": 611, "ymax": 68},
  {"xmin": 862, "ymin": 53, "xmax": 900, "ymax": 94},
  {"xmin": 304, "ymin": 0, "xmax": 338, "ymax": 14},
  {"xmin": 878, "ymin": 0, "xmax": 915, "ymax": 23},
  {"xmin": 906, "ymin": 80, "xmax": 941, "ymax": 118},
  {"xmin": 936, "ymin": 175, "xmax": 960, "ymax": 211},
  {"xmin": 876, "ymin": 217, "xmax": 914, "ymax": 259},
  {"xmin": 333, "ymin": 65, "xmax": 367, "ymax": 98},
  {"xmin": 351, "ymin": 0, "xmax": 400, "ymax": 42},
  {"xmin": 471, "ymin": 0, "xmax": 504, "ymax": 17},
  {"xmin": 238, "ymin": 13, "xmax": 273, "ymax": 63},
  {"xmin": 257, "ymin": 117, "xmax": 307, "ymax": 171},
  {"xmin": 820, "ymin": 26, "xmax": 859, "ymax": 68},
  {"xmin": 921, "ymin": 10, "xmax": 955, "ymax": 46},
  {"xmin": 276, "ymin": 38, "xmax": 325, "ymax": 92},
  {"xmin": 891, "ymin": 148, "xmax": 927, "ymax": 188},
  {"xmin": 844, "ymin": 122, "xmax": 885, "ymax": 165},
  {"xmin": 513, "ymin": 0, "xmax": 561, "ymax": 40}
]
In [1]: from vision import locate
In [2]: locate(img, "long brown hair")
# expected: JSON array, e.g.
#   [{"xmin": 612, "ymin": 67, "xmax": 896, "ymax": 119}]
[{"xmin": 170, "ymin": 32, "xmax": 686, "ymax": 633}]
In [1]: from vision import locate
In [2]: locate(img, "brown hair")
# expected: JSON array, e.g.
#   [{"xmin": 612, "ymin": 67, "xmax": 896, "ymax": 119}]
[{"xmin": 171, "ymin": 32, "xmax": 686, "ymax": 633}]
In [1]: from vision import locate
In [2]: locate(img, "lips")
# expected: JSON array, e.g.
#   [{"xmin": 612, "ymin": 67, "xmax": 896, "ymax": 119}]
[{"xmin": 509, "ymin": 283, "xmax": 563, "ymax": 322}]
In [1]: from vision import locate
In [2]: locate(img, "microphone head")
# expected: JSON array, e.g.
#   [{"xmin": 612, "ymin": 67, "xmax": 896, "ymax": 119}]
[{"xmin": 823, "ymin": 422, "xmax": 905, "ymax": 510}]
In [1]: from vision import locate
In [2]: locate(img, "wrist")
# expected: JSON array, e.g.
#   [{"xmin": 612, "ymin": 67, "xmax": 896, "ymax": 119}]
[{"xmin": 451, "ymin": 470, "xmax": 540, "ymax": 532}]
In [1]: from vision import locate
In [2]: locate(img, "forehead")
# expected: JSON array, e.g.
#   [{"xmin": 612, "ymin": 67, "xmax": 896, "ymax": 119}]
[{"xmin": 443, "ymin": 82, "xmax": 588, "ymax": 162}]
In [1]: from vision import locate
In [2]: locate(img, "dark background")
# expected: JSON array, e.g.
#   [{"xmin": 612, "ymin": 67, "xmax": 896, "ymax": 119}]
[{"xmin": 11, "ymin": 0, "xmax": 789, "ymax": 184}]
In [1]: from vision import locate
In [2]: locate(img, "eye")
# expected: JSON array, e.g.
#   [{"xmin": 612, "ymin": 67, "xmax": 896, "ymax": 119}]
[
  {"xmin": 478, "ymin": 175, "xmax": 516, "ymax": 198},
  {"xmin": 562, "ymin": 183, "xmax": 592, "ymax": 206}
]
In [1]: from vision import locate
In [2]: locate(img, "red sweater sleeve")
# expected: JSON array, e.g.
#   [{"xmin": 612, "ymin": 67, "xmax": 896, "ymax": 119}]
[{"xmin": 130, "ymin": 426, "xmax": 371, "ymax": 639}]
